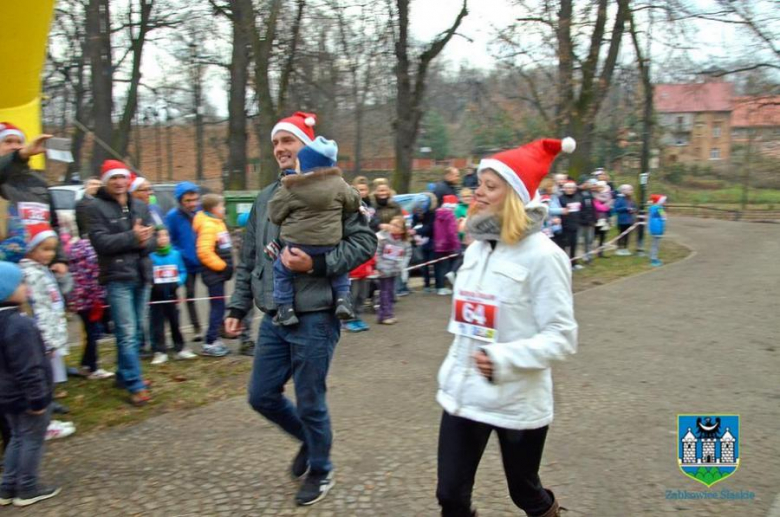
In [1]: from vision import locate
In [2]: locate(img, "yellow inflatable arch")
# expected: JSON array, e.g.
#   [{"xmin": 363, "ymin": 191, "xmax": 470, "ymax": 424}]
[{"xmin": 0, "ymin": 0, "xmax": 56, "ymax": 170}]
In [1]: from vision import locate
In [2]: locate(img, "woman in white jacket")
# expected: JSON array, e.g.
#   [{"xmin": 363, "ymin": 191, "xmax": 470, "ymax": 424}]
[{"xmin": 436, "ymin": 138, "xmax": 578, "ymax": 517}]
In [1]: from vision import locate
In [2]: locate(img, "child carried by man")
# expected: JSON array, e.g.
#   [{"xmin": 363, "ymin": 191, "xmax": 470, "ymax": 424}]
[{"xmin": 268, "ymin": 137, "xmax": 362, "ymax": 326}]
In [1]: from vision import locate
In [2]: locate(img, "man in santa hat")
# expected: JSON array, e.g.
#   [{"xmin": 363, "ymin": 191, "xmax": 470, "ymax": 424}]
[
  {"xmin": 0, "ymin": 123, "xmax": 67, "ymax": 273},
  {"xmin": 87, "ymin": 160, "xmax": 155, "ymax": 407},
  {"xmin": 225, "ymin": 112, "xmax": 376, "ymax": 506}
]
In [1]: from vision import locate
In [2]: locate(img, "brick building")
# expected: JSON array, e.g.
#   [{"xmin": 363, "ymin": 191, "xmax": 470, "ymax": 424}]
[
  {"xmin": 655, "ymin": 82, "xmax": 733, "ymax": 168},
  {"xmin": 731, "ymin": 96, "xmax": 780, "ymax": 159}
]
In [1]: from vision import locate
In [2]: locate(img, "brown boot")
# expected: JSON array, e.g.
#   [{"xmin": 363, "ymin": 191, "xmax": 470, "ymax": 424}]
[
  {"xmin": 531, "ymin": 489, "xmax": 563, "ymax": 517},
  {"xmin": 130, "ymin": 390, "xmax": 152, "ymax": 407}
]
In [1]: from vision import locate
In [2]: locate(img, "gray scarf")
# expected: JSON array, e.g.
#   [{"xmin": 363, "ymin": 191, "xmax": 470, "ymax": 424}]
[
  {"xmin": 465, "ymin": 204, "xmax": 547, "ymax": 242},
  {"xmin": 466, "ymin": 214, "xmax": 502, "ymax": 241}
]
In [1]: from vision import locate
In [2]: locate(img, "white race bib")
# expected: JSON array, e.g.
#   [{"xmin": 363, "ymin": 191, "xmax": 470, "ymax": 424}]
[
  {"xmin": 567, "ymin": 202, "xmax": 581, "ymax": 213},
  {"xmin": 448, "ymin": 289, "xmax": 500, "ymax": 343},
  {"xmin": 217, "ymin": 231, "xmax": 232, "ymax": 250},
  {"xmin": 153, "ymin": 265, "xmax": 180, "ymax": 284},
  {"xmin": 382, "ymin": 243, "xmax": 405, "ymax": 262},
  {"xmin": 18, "ymin": 202, "xmax": 50, "ymax": 224}
]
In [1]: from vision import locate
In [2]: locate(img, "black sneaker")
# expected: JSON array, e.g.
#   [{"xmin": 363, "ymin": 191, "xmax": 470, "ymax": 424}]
[
  {"xmin": 51, "ymin": 401, "xmax": 69, "ymax": 414},
  {"xmin": 192, "ymin": 332, "xmax": 204, "ymax": 342},
  {"xmin": 13, "ymin": 486, "xmax": 61, "ymax": 507},
  {"xmin": 0, "ymin": 487, "xmax": 14, "ymax": 506},
  {"xmin": 295, "ymin": 471, "xmax": 334, "ymax": 506},
  {"xmin": 334, "ymin": 295, "xmax": 355, "ymax": 320},
  {"xmin": 273, "ymin": 305, "xmax": 299, "ymax": 327},
  {"xmin": 290, "ymin": 444, "xmax": 309, "ymax": 480}
]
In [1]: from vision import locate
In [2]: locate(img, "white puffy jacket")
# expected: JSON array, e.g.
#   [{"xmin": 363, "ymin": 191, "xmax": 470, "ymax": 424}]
[{"xmin": 436, "ymin": 216, "xmax": 577, "ymax": 430}]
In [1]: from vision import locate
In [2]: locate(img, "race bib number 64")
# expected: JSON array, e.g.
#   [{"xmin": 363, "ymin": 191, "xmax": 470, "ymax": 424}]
[{"xmin": 448, "ymin": 290, "xmax": 500, "ymax": 343}]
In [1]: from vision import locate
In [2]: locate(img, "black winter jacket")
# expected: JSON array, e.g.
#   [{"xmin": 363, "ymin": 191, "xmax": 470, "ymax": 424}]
[
  {"xmin": 578, "ymin": 190, "xmax": 597, "ymax": 227},
  {"xmin": 558, "ymin": 192, "xmax": 583, "ymax": 231},
  {"xmin": 87, "ymin": 188, "xmax": 156, "ymax": 285},
  {"xmin": 0, "ymin": 307, "xmax": 53, "ymax": 414},
  {"xmin": 0, "ymin": 150, "xmax": 66, "ymax": 264}
]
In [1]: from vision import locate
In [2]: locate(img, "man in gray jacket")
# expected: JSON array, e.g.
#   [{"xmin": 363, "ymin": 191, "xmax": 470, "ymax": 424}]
[{"xmin": 225, "ymin": 112, "xmax": 376, "ymax": 506}]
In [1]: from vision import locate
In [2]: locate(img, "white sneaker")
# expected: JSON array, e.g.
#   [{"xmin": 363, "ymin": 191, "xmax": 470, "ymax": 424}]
[
  {"xmin": 87, "ymin": 368, "xmax": 115, "ymax": 380},
  {"xmin": 176, "ymin": 349, "xmax": 198, "ymax": 360},
  {"xmin": 573, "ymin": 264, "xmax": 585, "ymax": 271},
  {"xmin": 437, "ymin": 288, "xmax": 453, "ymax": 296},
  {"xmin": 445, "ymin": 271, "xmax": 456, "ymax": 286},
  {"xmin": 45, "ymin": 421, "xmax": 75, "ymax": 441},
  {"xmin": 151, "ymin": 352, "xmax": 168, "ymax": 365}
]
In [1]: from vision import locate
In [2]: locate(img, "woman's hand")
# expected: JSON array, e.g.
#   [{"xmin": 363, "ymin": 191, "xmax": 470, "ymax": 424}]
[{"xmin": 473, "ymin": 350, "xmax": 494, "ymax": 380}]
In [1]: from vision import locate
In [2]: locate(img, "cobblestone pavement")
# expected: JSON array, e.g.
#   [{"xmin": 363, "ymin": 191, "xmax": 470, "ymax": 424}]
[{"xmin": 10, "ymin": 217, "xmax": 779, "ymax": 517}]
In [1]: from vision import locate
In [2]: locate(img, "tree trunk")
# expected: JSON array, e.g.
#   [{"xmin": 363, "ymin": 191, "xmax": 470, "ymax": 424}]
[
  {"xmin": 114, "ymin": 0, "xmax": 152, "ymax": 157},
  {"xmin": 225, "ymin": 0, "xmax": 250, "ymax": 190},
  {"xmin": 391, "ymin": 0, "xmax": 468, "ymax": 193},
  {"xmin": 354, "ymin": 103, "xmax": 364, "ymax": 175},
  {"xmin": 556, "ymin": 0, "xmax": 574, "ymax": 132},
  {"xmin": 87, "ymin": 0, "xmax": 113, "ymax": 174},
  {"xmin": 69, "ymin": 21, "xmax": 88, "ymax": 179}
]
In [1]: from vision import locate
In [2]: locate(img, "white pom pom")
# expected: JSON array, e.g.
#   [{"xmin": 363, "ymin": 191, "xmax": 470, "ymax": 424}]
[
  {"xmin": 561, "ymin": 137, "xmax": 576, "ymax": 153},
  {"xmin": 304, "ymin": 116, "xmax": 316, "ymax": 127}
]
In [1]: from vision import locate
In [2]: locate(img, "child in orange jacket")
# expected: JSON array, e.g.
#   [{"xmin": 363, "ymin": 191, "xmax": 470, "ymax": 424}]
[{"xmin": 194, "ymin": 194, "xmax": 233, "ymax": 357}]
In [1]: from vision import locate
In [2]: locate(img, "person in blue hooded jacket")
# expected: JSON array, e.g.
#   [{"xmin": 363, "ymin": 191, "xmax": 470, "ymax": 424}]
[
  {"xmin": 165, "ymin": 182, "xmax": 204, "ymax": 341},
  {"xmin": 648, "ymin": 194, "xmax": 667, "ymax": 267}
]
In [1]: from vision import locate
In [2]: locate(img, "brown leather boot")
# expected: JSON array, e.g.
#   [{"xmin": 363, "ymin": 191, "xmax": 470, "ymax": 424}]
[{"xmin": 532, "ymin": 489, "xmax": 563, "ymax": 517}]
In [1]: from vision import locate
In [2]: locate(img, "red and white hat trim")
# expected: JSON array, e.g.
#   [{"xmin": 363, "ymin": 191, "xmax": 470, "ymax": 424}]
[
  {"xmin": 129, "ymin": 176, "xmax": 147, "ymax": 192},
  {"xmin": 0, "ymin": 123, "xmax": 25, "ymax": 143},
  {"xmin": 26, "ymin": 223, "xmax": 57, "ymax": 252},
  {"xmin": 478, "ymin": 158, "xmax": 531, "ymax": 203},
  {"xmin": 102, "ymin": 167, "xmax": 131, "ymax": 184},
  {"xmin": 271, "ymin": 121, "xmax": 314, "ymax": 146}
]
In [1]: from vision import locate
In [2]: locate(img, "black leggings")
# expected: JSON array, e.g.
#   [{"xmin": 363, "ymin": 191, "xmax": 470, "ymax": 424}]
[{"xmin": 436, "ymin": 411, "xmax": 553, "ymax": 516}]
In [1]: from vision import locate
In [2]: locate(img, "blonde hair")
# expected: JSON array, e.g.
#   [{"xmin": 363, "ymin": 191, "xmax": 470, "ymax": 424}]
[
  {"xmin": 352, "ymin": 176, "xmax": 369, "ymax": 187},
  {"xmin": 372, "ymin": 177, "xmax": 389, "ymax": 188},
  {"xmin": 538, "ymin": 177, "xmax": 555, "ymax": 194},
  {"xmin": 201, "ymin": 193, "xmax": 224, "ymax": 213},
  {"xmin": 460, "ymin": 187, "xmax": 473, "ymax": 199},
  {"xmin": 499, "ymin": 190, "xmax": 531, "ymax": 245}
]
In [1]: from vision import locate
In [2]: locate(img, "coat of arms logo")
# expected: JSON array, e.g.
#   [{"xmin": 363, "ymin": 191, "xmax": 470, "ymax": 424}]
[{"xmin": 678, "ymin": 415, "xmax": 739, "ymax": 487}]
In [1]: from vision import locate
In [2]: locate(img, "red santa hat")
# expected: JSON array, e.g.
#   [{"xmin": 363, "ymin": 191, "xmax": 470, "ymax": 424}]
[
  {"xmin": 442, "ymin": 195, "xmax": 459, "ymax": 209},
  {"xmin": 101, "ymin": 159, "xmax": 132, "ymax": 184},
  {"xmin": 650, "ymin": 194, "xmax": 667, "ymax": 205},
  {"xmin": 478, "ymin": 137, "xmax": 576, "ymax": 204},
  {"xmin": 271, "ymin": 111, "xmax": 316, "ymax": 145},
  {"xmin": 129, "ymin": 174, "xmax": 147, "ymax": 193},
  {"xmin": 26, "ymin": 222, "xmax": 58, "ymax": 252},
  {"xmin": 0, "ymin": 122, "xmax": 25, "ymax": 143}
]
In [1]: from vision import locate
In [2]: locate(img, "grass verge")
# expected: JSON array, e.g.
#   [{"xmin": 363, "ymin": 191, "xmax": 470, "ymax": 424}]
[{"xmin": 59, "ymin": 234, "xmax": 690, "ymax": 436}]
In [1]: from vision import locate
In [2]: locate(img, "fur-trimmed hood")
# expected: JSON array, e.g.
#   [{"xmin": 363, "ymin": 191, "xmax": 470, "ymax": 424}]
[{"xmin": 281, "ymin": 167, "xmax": 342, "ymax": 188}]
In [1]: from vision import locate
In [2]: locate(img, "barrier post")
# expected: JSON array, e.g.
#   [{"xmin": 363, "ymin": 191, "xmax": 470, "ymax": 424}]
[{"xmin": 636, "ymin": 171, "xmax": 649, "ymax": 256}]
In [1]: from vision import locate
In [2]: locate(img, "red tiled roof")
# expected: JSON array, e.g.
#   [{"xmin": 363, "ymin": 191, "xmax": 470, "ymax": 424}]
[
  {"xmin": 732, "ymin": 96, "xmax": 780, "ymax": 127},
  {"xmin": 654, "ymin": 82, "xmax": 733, "ymax": 113}
]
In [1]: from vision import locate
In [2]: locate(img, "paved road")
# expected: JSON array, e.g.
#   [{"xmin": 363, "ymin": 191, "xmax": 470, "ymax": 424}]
[{"xmin": 21, "ymin": 217, "xmax": 780, "ymax": 516}]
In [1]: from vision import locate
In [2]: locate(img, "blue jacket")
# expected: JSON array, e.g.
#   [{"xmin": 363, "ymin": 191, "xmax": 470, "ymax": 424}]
[
  {"xmin": 613, "ymin": 195, "xmax": 637, "ymax": 226},
  {"xmin": 150, "ymin": 248, "xmax": 187, "ymax": 300},
  {"xmin": 649, "ymin": 205, "xmax": 667, "ymax": 236},
  {"xmin": 166, "ymin": 207, "xmax": 202, "ymax": 273}
]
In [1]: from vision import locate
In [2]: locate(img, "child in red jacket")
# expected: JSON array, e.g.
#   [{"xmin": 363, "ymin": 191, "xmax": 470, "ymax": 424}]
[{"xmin": 344, "ymin": 256, "xmax": 376, "ymax": 332}]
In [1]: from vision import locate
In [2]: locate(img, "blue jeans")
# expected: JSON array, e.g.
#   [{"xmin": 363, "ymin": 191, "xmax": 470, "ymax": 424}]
[
  {"xmin": 248, "ymin": 311, "xmax": 340, "ymax": 475},
  {"xmin": 273, "ymin": 244, "xmax": 349, "ymax": 305},
  {"xmin": 206, "ymin": 282, "xmax": 226, "ymax": 344},
  {"xmin": 1, "ymin": 406, "xmax": 52, "ymax": 493},
  {"xmin": 106, "ymin": 281, "xmax": 149, "ymax": 394}
]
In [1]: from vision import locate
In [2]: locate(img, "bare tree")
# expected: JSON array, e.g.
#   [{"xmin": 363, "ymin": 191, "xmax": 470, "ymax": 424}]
[
  {"xmin": 390, "ymin": 0, "xmax": 468, "ymax": 193},
  {"xmin": 86, "ymin": 0, "xmax": 113, "ymax": 173}
]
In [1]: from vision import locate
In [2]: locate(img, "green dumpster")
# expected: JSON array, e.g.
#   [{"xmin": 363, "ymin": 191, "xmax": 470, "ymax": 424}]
[{"xmin": 224, "ymin": 190, "xmax": 260, "ymax": 228}]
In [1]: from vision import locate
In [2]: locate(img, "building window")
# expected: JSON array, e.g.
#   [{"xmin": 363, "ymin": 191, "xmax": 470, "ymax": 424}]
[
  {"xmin": 710, "ymin": 148, "xmax": 720, "ymax": 160},
  {"xmin": 677, "ymin": 116, "xmax": 684, "ymax": 125},
  {"xmin": 676, "ymin": 137, "xmax": 688, "ymax": 146},
  {"xmin": 694, "ymin": 147, "xmax": 700, "ymax": 157},
  {"xmin": 713, "ymin": 125, "xmax": 721, "ymax": 138}
]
